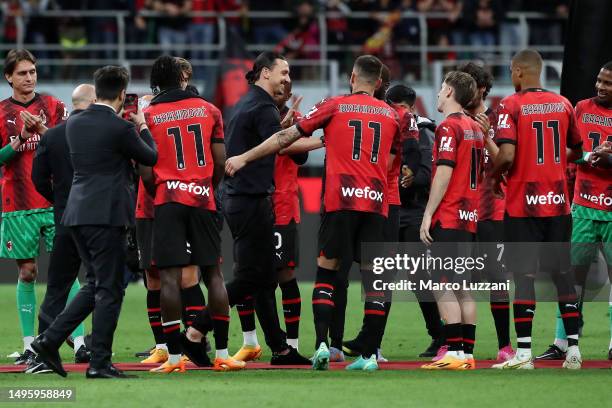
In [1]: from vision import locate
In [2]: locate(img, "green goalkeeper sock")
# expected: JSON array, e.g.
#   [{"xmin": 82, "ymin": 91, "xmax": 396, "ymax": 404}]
[
  {"xmin": 608, "ymin": 302, "xmax": 612, "ymax": 348},
  {"xmin": 553, "ymin": 306, "xmax": 568, "ymax": 351},
  {"xmin": 67, "ymin": 279, "xmax": 85, "ymax": 340},
  {"xmin": 16, "ymin": 280, "xmax": 36, "ymax": 350}
]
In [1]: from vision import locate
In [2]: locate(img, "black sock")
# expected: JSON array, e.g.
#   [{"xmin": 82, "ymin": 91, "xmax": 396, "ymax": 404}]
[
  {"xmin": 513, "ymin": 300, "xmax": 536, "ymax": 349},
  {"xmin": 212, "ymin": 314, "xmax": 230, "ymax": 350},
  {"xmin": 236, "ymin": 295, "xmax": 256, "ymax": 332},
  {"xmin": 462, "ymin": 324, "xmax": 476, "ymax": 355},
  {"xmin": 490, "ymin": 296, "xmax": 511, "ymax": 349},
  {"xmin": 418, "ymin": 300, "xmax": 443, "ymax": 341},
  {"xmin": 558, "ymin": 296, "xmax": 580, "ymax": 347},
  {"xmin": 147, "ymin": 289, "xmax": 165, "ymax": 345},
  {"xmin": 162, "ymin": 321, "xmax": 181, "ymax": 355},
  {"xmin": 181, "ymin": 284, "xmax": 206, "ymax": 327},
  {"xmin": 443, "ymin": 323, "xmax": 463, "ymax": 352},
  {"xmin": 280, "ymin": 278, "xmax": 301, "ymax": 340},
  {"xmin": 361, "ymin": 299, "xmax": 386, "ymax": 358},
  {"xmin": 329, "ymin": 275, "xmax": 349, "ymax": 349},
  {"xmin": 312, "ymin": 266, "xmax": 336, "ymax": 349},
  {"xmin": 377, "ymin": 302, "xmax": 392, "ymax": 348}
]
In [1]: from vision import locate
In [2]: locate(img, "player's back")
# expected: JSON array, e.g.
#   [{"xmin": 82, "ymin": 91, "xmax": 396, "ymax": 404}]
[
  {"xmin": 432, "ymin": 112, "xmax": 484, "ymax": 233},
  {"xmin": 145, "ymin": 91, "xmax": 223, "ymax": 210},
  {"xmin": 309, "ymin": 93, "xmax": 399, "ymax": 214},
  {"xmin": 496, "ymin": 89, "xmax": 582, "ymax": 217}
]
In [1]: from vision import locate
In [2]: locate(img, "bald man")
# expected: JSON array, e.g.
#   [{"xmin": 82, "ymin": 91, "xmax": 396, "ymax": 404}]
[{"xmin": 28, "ymin": 84, "xmax": 96, "ymax": 373}]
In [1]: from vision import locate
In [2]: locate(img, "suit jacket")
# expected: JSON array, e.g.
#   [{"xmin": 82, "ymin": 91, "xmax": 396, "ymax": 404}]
[
  {"xmin": 32, "ymin": 109, "xmax": 83, "ymax": 224},
  {"xmin": 61, "ymin": 104, "xmax": 157, "ymax": 227}
]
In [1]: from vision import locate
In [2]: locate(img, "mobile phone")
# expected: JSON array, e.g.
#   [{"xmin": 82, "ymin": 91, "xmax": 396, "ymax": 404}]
[{"xmin": 123, "ymin": 93, "xmax": 139, "ymax": 120}]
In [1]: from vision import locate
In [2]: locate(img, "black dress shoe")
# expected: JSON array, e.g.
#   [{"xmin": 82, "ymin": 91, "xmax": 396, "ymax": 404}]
[
  {"xmin": 180, "ymin": 331, "xmax": 212, "ymax": 367},
  {"xmin": 419, "ymin": 338, "xmax": 444, "ymax": 358},
  {"xmin": 31, "ymin": 336, "xmax": 66, "ymax": 377},
  {"xmin": 86, "ymin": 365, "xmax": 135, "ymax": 379},
  {"xmin": 270, "ymin": 346, "xmax": 312, "ymax": 365}
]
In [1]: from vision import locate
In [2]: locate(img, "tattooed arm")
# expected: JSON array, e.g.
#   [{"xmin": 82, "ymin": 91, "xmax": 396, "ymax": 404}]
[{"xmin": 225, "ymin": 125, "xmax": 303, "ymax": 176}]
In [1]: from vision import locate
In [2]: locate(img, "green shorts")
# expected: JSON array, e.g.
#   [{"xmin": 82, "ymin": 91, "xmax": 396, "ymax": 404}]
[
  {"xmin": 571, "ymin": 204, "xmax": 612, "ymax": 267},
  {"xmin": 0, "ymin": 208, "xmax": 55, "ymax": 259}
]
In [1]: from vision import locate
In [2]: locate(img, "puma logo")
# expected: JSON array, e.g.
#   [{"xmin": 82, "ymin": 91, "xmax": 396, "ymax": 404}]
[
  {"xmin": 319, "ymin": 290, "xmax": 332, "ymax": 298},
  {"xmin": 525, "ymin": 308, "xmax": 535, "ymax": 314},
  {"xmin": 371, "ymin": 301, "xmax": 385, "ymax": 307},
  {"xmin": 275, "ymin": 252, "xmax": 283, "ymax": 259},
  {"xmin": 7, "ymin": 118, "xmax": 16, "ymax": 126}
]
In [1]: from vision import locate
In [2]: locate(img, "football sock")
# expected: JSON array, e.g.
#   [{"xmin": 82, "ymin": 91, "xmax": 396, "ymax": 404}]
[
  {"xmin": 378, "ymin": 301, "xmax": 392, "ymax": 347},
  {"xmin": 73, "ymin": 336, "xmax": 85, "ymax": 355},
  {"xmin": 417, "ymin": 299, "xmax": 443, "ymax": 341},
  {"xmin": 236, "ymin": 295, "xmax": 256, "ymax": 335},
  {"xmin": 181, "ymin": 284, "xmax": 206, "ymax": 327},
  {"xmin": 312, "ymin": 266, "xmax": 336, "ymax": 348},
  {"xmin": 462, "ymin": 324, "xmax": 476, "ymax": 355},
  {"xmin": 513, "ymin": 298, "xmax": 536, "ymax": 351},
  {"xmin": 443, "ymin": 323, "xmax": 463, "ymax": 352},
  {"xmin": 280, "ymin": 278, "xmax": 301, "ymax": 341},
  {"xmin": 490, "ymin": 291, "xmax": 511, "ymax": 349},
  {"xmin": 559, "ymin": 298, "xmax": 580, "ymax": 347},
  {"xmin": 17, "ymin": 280, "xmax": 36, "ymax": 352},
  {"xmin": 162, "ymin": 320, "xmax": 181, "ymax": 359},
  {"xmin": 68, "ymin": 279, "xmax": 85, "ymax": 341},
  {"xmin": 329, "ymin": 277, "xmax": 348, "ymax": 349},
  {"xmin": 216, "ymin": 349, "xmax": 229, "ymax": 359},
  {"xmin": 362, "ymin": 299, "xmax": 386, "ymax": 358},
  {"xmin": 212, "ymin": 314, "xmax": 230, "ymax": 351},
  {"xmin": 146, "ymin": 289, "xmax": 165, "ymax": 345},
  {"xmin": 242, "ymin": 330, "xmax": 259, "ymax": 347}
]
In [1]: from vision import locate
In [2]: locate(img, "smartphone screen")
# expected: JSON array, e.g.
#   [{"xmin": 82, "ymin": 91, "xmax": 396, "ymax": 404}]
[{"xmin": 123, "ymin": 93, "xmax": 139, "ymax": 120}]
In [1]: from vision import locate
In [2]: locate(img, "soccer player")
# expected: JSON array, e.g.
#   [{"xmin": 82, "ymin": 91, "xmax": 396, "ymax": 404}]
[
  {"xmin": 491, "ymin": 49, "xmax": 584, "ymax": 370},
  {"xmin": 419, "ymin": 71, "xmax": 483, "ymax": 371},
  {"xmin": 141, "ymin": 56, "xmax": 243, "ymax": 373},
  {"xmin": 0, "ymin": 49, "xmax": 68, "ymax": 364},
  {"xmin": 458, "ymin": 62, "xmax": 515, "ymax": 362},
  {"xmin": 536, "ymin": 61, "xmax": 612, "ymax": 361},
  {"xmin": 233, "ymin": 81, "xmax": 308, "ymax": 359},
  {"xmin": 225, "ymin": 55, "xmax": 401, "ymax": 372},
  {"xmin": 136, "ymin": 63, "xmax": 209, "ymax": 365},
  {"xmin": 341, "ymin": 68, "xmax": 421, "ymax": 363}
]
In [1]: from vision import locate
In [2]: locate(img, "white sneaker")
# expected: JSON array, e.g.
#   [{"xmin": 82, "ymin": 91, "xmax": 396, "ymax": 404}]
[
  {"xmin": 492, "ymin": 354, "xmax": 534, "ymax": 370},
  {"xmin": 562, "ymin": 345, "xmax": 582, "ymax": 370},
  {"xmin": 376, "ymin": 348, "xmax": 388, "ymax": 362}
]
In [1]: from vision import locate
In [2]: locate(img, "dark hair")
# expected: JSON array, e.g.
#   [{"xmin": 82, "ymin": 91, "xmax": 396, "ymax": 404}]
[
  {"xmin": 457, "ymin": 62, "xmax": 493, "ymax": 99},
  {"xmin": 150, "ymin": 55, "xmax": 183, "ymax": 93},
  {"xmin": 386, "ymin": 84, "xmax": 417, "ymax": 106},
  {"xmin": 602, "ymin": 61, "xmax": 612, "ymax": 71},
  {"xmin": 94, "ymin": 65, "xmax": 130, "ymax": 101},
  {"xmin": 245, "ymin": 52, "xmax": 286, "ymax": 84},
  {"xmin": 443, "ymin": 71, "xmax": 477, "ymax": 108},
  {"xmin": 373, "ymin": 64, "xmax": 391, "ymax": 100},
  {"xmin": 175, "ymin": 57, "xmax": 192, "ymax": 81},
  {"xmin": 353, "ymin": 55, "xmax": 383, "ymax": 84},
  {"xmin": 3, "ymin": 49, "xmax": 36, "ymax": 77},
  {"xmin": 512, "ymin": 49, "xmax": 543, "ymax": 73}
]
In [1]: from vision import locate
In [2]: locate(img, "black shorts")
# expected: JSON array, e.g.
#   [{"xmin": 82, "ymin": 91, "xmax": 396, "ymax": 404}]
[
  {"xmin": 429, "ymin": 222, "xmax": 475, "ymax": 283},
  {"xmin": 504, "ymin": 214, "xmax": 572, "ymax": 278},
  {"xmin": 153, "ymin": 203, "xmax": 221, "ymax": 269},
  {"xmin": 274, "ymin": 220, "xmax": 299, "ymax": 269},
  {"xmin": 318, "ymin": 210, "xmax": 385, "ymax": 264},
  {"xmin": 383, "ymin": 205, "xmax": 400, "ymax": 242},
  {"xmin": 136, "ymin": 218, "xmax": 154, "ymax": 270},
  {"xmin": 476, "ymin": 219, "xmax": 507, "ymax": 283}
]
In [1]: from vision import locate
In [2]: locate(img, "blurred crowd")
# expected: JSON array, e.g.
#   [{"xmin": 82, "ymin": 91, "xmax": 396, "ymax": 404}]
[{"xmin": 0, "ymin": 0, "xmax": 569, "ymax": 80}]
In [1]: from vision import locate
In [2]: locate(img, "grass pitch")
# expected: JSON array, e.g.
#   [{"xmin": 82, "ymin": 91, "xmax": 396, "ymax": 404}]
[{"xmin": 0, "ymin": 283, "xmax": 610, "ymax": 408}]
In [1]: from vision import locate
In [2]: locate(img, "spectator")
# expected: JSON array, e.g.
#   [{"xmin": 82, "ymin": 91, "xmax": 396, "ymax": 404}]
[
  {"xmin": 153, "ymin": 0, "xmax": 191, "ymax": 57},
  {"xmin": 23, "ymin": 0, "xmax": 59, "ymax": 78},
  {"xmin": 394, "ymin": 0, "xmax": 420, "ymax": 79},
  {"xmin": 525, "ymin": 0, "xmax": 568, "ymax": 47},
  {"xmin": 498, "ymin": 0, "xmax": 523, "ymax": 79},
  {"xmin": 418, "ymin": 0, "xmax": 460, "ymax": 63},
  {"xmin": 276, "ymin": 1, "xmax": 319, "ymax": 60},
  {"xmin": 248, "ymin": 0, "xmax": 288, "ymax": 47},
  {"xmin": 87, "ymin": 0, "xmax": 126, "ymax": 60},
  {"xmin": 463, "ymin": 0, "xmax": 503, "ymax": 59},
  {"xmin": 322, "ymin": 0, "xmax": 350, "ymax": 72},
  {"xmin": 188, "ymin": 0, "xmax": 215, "ymax": 80},
  {"xmin": 219, "ymin": 0, "xmax": 247, "ymax": 38},
  {"xmin": 1, "ymin": 0, "xmax": 24, "ymax": 44}
]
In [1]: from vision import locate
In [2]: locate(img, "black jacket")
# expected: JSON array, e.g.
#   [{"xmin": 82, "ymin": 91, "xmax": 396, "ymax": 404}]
[
  {"xmin": 399, "ymin": 116, "xmax": 436, "ymax": 228},
  {"xmin": 32, "ymin": 109, "xmax": 83, "ymax": 224},
  {"xmin": 61, "ymin": 104, "xmax": 157, "ymax": 227}
]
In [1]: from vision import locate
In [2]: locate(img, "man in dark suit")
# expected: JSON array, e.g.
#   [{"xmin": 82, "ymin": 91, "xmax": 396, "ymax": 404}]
[
  {"xmin": 27, "ymin": 84, "xmax": 97, "ymax": 374},
  {"xmin": 32, "ymin": 66, "xmax": 158, "ymax": 379}
]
